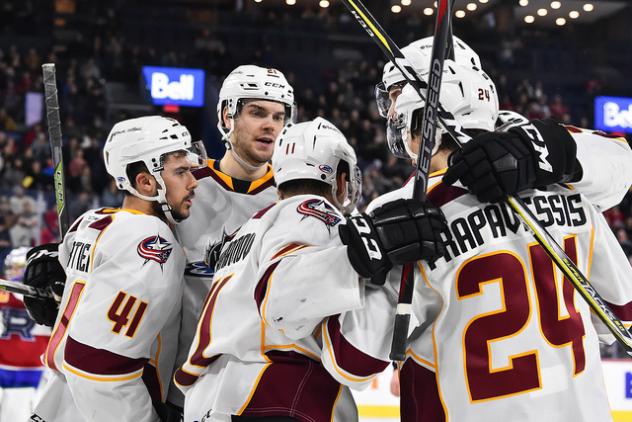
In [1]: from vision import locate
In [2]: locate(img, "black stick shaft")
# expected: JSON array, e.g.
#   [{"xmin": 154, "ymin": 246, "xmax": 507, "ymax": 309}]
[{"xmin": 42, "ymin": 63, "xmax": 70, "ymax": 238}]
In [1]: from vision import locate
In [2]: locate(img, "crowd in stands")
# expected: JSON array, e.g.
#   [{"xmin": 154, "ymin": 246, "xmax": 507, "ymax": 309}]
[{"xmin": 1, "ymin": 0, "xmax": 631, "ymax": 356}]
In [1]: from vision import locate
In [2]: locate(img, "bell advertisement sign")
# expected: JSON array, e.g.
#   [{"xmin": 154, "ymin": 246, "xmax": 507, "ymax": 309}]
[
  {"xmin": 594, "ymin": 96, "xmax": 632, "ymax": 134},
  {"xmin": 142, "ymin": 66, "xmax": 205, "ymax": 107}
]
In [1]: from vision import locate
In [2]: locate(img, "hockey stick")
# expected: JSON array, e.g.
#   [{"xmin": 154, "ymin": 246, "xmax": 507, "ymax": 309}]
[
  {"xmin": 340, "ymin": 0, "xmax": 632, "ymax": 354},
  {"xmin": 42, "ymin": 63, "xmax": 70, "ymax": 238},
  {"xmin": 395, "ymin": 0, "xmax": 452, "ymax": 361},
  {"xmin": 0, "ymin": 278, "xmax": 52, "ymax": 299}
]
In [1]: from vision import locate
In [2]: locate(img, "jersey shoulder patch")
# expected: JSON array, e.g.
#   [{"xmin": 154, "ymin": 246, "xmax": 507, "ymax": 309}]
[{"xmin": 296, "ymin": 198, "xmax": 342, "ymax": 227}]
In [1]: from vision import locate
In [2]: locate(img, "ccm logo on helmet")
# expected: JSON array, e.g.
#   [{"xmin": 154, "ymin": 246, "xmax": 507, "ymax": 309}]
[{"xmin": 264, "ymin": 82, "xmax": 286, "ymax": 89}]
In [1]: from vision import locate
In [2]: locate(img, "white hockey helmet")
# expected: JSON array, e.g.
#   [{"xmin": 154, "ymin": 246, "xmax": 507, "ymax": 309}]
[
  {"xmin": 217, "ymin": 65, "xmax": 296, "ymax": 142},
  {"xmin": 103, "ymin": 115, "xmax": 207, "ymax": 224},
  {"xmin": 272, "ymin": 117, "xmax": 361, "ymax": 214},
  {"xmin": 387, "ymin": 61, "xmax": 499, "ymax": 159},
  {"xmin": 4, "ymin": 246, "xmax": 29, "ymax": 281},
  {"xmin": 376, "ymin": 36, "xmax": 483, "ymax": 118}
]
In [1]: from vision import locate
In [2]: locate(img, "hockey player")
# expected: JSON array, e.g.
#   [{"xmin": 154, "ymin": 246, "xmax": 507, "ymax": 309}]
[
  {"xmin": 377, "ymin": 35, "xmax": 632, "ymax": 209},
  {"xmin": 170, "ymin": 64, "xmax": 296, "ymax": 407},
  {"xmin": 174, "ymin": 117, "xmax": 448, "ymax": 422},
  {"xmin": 324, "ymin": 66, "xmax": 632, "ymax": 421},
  {"xmin": 0, "ymin": 247, "xmax": 51, "ymax": 422},
  {"xmin": 26, "ymin": 116, "xmax": 205, "ymax": 422}
]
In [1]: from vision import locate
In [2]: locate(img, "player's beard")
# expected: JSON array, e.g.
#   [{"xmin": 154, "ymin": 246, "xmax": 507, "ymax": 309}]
[{"xmin": 152, "ymin": 201, "xmax": 186, "ymax": 223}]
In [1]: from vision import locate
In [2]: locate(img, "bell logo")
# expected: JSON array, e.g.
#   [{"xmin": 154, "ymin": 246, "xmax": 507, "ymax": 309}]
[
  {"xmin": 595, "ymin": 96, "xmax": 632, "ymax": 134},
  {"xmin": 604, "ymin": 102, "xmax": 632, "ymax": 129},
  {"xmin": 142, "ymin": 66, "xmax": 205, "ymax": 107},
  {"xmin": 151, "ymin": 73, "xmax": 194, "ymax": 101}
]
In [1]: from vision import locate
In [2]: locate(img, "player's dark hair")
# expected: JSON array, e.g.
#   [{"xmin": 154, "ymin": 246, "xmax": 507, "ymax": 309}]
[
  {"xmin": 278, "ymin": 179, "xmax": 331, "ymax": 197},
  {"xmin": 278, "ymin": 160, "xmax": 350, "ymax": 198},
  {"xmin": 126, "ymin": 161, "xmax": 149, "ymax": 191}
]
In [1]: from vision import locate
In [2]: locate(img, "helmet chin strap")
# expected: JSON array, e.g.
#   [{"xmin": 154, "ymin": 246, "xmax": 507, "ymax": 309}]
[
  {"xmin": 126, "ymin": 179, "xmax": 179, "ymax": 225},
  {"xmin": 228, "ymin": 146, "xmax": 266, "ymax": 173}
]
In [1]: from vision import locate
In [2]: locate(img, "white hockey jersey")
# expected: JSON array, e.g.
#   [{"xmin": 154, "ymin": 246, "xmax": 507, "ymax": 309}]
[
  {"xmin": 322, "ymin": 127, "xmax": 632, "ymax": 421},
  {"xmin": 563, "ymin": 126, "xmax": 632, "ymax": 211},
  {"xmin": 171, "ymin": 159, "xmax": 277, "ymax": 405},
  {"xmin": 402, "ymin": 169, "xmax": 632, "ymax": 421},
  {"xmin": 175, "ymin": 194, "xmax": 364, "ymax": 422},
  {"xmin": 32, "ymin": 208, "xmax": 185, "ymax": 422}
]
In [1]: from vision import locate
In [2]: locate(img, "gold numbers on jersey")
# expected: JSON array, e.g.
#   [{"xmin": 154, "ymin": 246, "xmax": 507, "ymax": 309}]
[
  {"xmin": 107, "ymin": 291, "xmax": 148, "ymax": 338},
  {"xmin": 456, "ymin": 235, "xmax": 586, "ymax": 402}
]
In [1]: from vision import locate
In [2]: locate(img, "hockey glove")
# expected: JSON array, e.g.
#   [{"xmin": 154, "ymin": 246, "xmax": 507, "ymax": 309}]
[
  {"xmin": 23, "ymin": 243, "xmax": 66, "ymax": 327},
  {"xmin": 339, "ymin": 199, "xmax": 448, "ymax": 283},
  {"xmin": 443, "ymin": 119, "xmax": 578, "ymax": 203}
]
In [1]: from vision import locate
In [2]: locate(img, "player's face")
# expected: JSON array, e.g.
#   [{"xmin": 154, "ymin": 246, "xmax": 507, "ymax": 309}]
[
  {"xmin": 232, "ymin": 100, "xmax": 286, "ymax": 166},
  {"xmin": 386, "ymin": 82, "xmax": 405, "ymax": 121},
  {"xmin": 409, "ymin": 130, "xmax": 421, "ymax": 162},
  {"xmin": 162, "ymin": 154, "xmax": 198, "ymax": 221}
]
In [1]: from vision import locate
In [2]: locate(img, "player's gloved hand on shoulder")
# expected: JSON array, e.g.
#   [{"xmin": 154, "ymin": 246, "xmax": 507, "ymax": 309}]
[
  {"xmin": 23, "ymin": 243, "xmax": 66, "ymax": 327},
  {"xmin": 443, "ymin": 119, "xmax": 579, "ymax": 203},
  {"xmin": 339, "ymin": 199, "xmax": 448, "ymax": 284}
]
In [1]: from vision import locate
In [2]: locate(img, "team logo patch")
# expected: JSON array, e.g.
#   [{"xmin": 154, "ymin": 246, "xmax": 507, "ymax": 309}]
[
  {"xmin": 184, "ymin": 261, "xmax": 215, "ymax": 278},
  {"xmin": 137, "ymin": 235, "xmax": 172, "ymax": 268},
  {"xmin": 297, "ymin": 199, "xmax": 341, "ymax": 227},
  {"xmin": 319, "ymin": 164, "xmax": 333, "ymax": 174}
]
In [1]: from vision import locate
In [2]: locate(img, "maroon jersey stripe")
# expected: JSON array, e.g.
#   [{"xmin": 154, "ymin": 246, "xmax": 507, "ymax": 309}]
[
  {"xmin": 605, "ymin": 301, "xmax": 632, "ymax": 322},
  {"xmin": 240, "ymin": 350, "xmax": 341, "ymax": 421},
  {"xmin": 64, "ymin": 336, "xmax": 147, "ymax": 376},
  {"xmin": 325, "ymin": 316, "xmax": 390, "ymax": 377},
  {"xmin": 427, "ymin": 182, "xmax": 468, "ymax": 208},
  {"xmin": 254, "ymin": 261, "xmax": 281, "ymax": 312},
  {"xmin": 400, "ymin": 359, "xmax": 446, "ymax": 422}
]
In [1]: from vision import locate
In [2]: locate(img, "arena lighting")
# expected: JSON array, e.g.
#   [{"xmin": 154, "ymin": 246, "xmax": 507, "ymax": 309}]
[
  {"xmin": 479, "ymin": 0, "xmax": 489, "ymax": 3},
  {"xmin": 556, "ymin": 17, "xmax": 566, "ymax": 25},
  {"xmin": 286, "ymin": 0, "xmax": 295, "ymax": 4},
  {"xmin": 455, "ymin": 10, "xmax": 466, "ymax": 18},
  {"xmin": 550, "ymin": 1, "xmax": 561, "ymax": 9},
  {"xmin": 254, "ymin": 0, "xmax": 262, "ymax": 3},
  {"xmin": 524, "ymin": 15, "xmax": 535, "ymax": 23},
  {"xmin": 423, "ymin": 7, "xmax": 434, "ymax": 15},
  {"xmin": 583, "ymin": 3, "xmax": 594, "ymax": 12},
  {"xmin": 401, "ymin": 0, "xmax": 411, "ymax": 6},
  {"xmin": 519, "ymin": 0, "xmax": 528, "ymax": 6},
  {"xmin": 569, "ymin": 10, "xmax": 579, "ymax": 18},
  {"xmin": 319, "ymin": 0, "xmax": 329, "ymax": 7},
  {"xmin": 391, "ymin": 4, "xmax": 402, "ymax": 12},
  {"xmin": 537, "ymin": 8, "xmax": 548, "ymax": 16},
  {"xmin": 466, "ymin": 3, "xmax": 477, "ymax": 11}
]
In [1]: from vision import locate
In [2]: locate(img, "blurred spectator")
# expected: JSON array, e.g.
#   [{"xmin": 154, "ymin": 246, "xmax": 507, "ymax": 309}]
[
  {"xmin": 100, "ymin": 179, "xmax": 124, "ymax": 208},
  {"xmin": 549, "ymin": 95, "xmax": 569, "ymax": 122},
  {"xmin": 9, "ymin": 186, "xmax": 35, "ymax": 215},
  {"xmin": 9, "ymin": 198, "xmax": 38, "ymax": 247}
]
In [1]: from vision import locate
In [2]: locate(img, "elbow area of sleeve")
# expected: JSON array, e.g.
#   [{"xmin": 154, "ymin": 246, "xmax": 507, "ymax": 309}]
[
  {"xmin": 322, "ymin": 317, "xmax": 389, "ymax": 384},
  {"xmin": 63, "ymin": 336, "xmax": 147, "ymax": 382}
]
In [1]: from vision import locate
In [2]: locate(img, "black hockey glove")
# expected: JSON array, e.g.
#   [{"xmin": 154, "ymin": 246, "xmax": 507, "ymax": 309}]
[
  {"xmin": 339, "ymin": 199, "xmax": 448, "ymax": 284},
  {"xmin": 443, "ymin": 119, "xmax": 578, "ymax": 203},
  {"xmin": 23, "ymin": 243, "xmax": 66, "ymax": 327}
]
